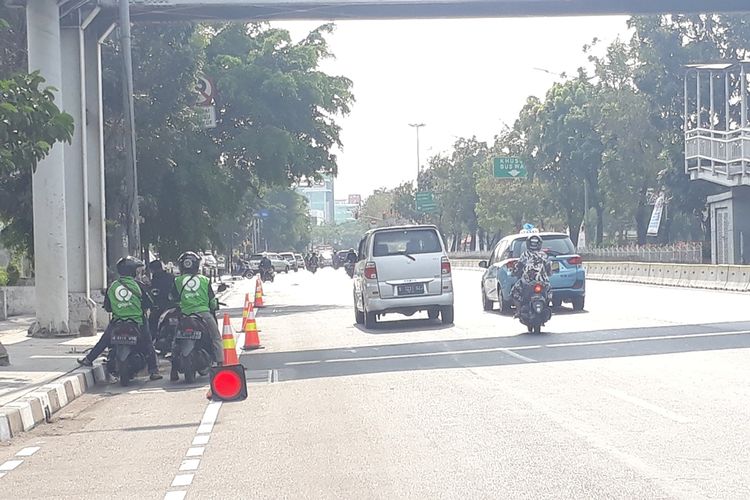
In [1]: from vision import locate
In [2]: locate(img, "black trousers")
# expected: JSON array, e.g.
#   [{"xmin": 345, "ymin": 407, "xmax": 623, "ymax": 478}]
[{"xmin": 85, "ymin": 318, "xmax": 159, "ymax": 373}]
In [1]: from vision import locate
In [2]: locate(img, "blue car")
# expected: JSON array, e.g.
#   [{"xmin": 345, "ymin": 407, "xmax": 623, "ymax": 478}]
[{"xmin": 479, "ymin": 231, "xmax": 586, "ymax": 313}]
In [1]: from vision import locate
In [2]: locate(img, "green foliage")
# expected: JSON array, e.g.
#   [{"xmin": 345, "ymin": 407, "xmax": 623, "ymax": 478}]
[
  {"xmin": 0, "ymin": 72, "xmax": 74, "ymax": 175},
  {"xmin": 0, "ymin": 267, "xmax": 7, "ymax": 286},
  {"xmin": 311, "ymin": 220, "xmax": 367, "ymax": 249}
]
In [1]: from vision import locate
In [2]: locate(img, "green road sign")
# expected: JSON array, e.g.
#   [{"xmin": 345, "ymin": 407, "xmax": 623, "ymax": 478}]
[
  {"xmin": 415, "ymin": 191, "xmax": 438, "ymax": 213},
  {"xmin": 493, "ymin": 157, "xmax": 527, "ymax": 179}
]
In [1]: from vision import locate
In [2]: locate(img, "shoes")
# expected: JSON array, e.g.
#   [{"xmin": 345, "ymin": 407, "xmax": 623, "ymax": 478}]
[
  {"xmin": 77, "ymin": 357, "xmax": 93, "ymax": 367},
  {"xmin": 149, "ymin": 373, "xmax": 164, "ymax": 381}
]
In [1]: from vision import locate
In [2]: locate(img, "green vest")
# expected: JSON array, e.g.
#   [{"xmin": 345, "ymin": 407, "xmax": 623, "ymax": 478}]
[
  {"xmin": 107, "ymin": 277, "xmax": 144, "ymax": 324},
  {"xmin": 176, "ymin": 274, "xmax": 212, "ymax": 315}
]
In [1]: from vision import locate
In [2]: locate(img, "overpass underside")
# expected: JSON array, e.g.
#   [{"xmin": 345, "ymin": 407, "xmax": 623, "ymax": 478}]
[{"xmin": 106, "ymin": 0, "xmax": 750, "ymax": 22}]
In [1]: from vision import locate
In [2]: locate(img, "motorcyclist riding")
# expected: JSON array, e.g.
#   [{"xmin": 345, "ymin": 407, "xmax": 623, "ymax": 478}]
[
  {"xmin": 346, "ymin": 248, "xmax": 357, "ymax": 265},
  {"xmin": 511, "ymin": 234, "xmax": 552, "ymax": 316},
  {"xmin": 259, "ymin": 254, "xmax": 273, "ymax": 279},
  {"xmin": 171, "ymin": 251, "xmax": 223, "ymax": 379},
  {"xmin": 77, "ymin": 256, "xmax": 163, "ymax": 380}
]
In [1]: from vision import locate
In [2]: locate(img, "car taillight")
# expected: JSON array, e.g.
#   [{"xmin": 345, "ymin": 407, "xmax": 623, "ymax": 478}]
[
  {"xmin": 567, "ymin": 255, "xmax": 582, "ymax": 266},
  {"xmin": 441, "ymin": 257, "xmax": 451, "ymax": 275},
  {"xmin": 364, "ymin": 262, "xmax": 377, "ymax": 280},
  {"xmin": 533, "ymin": 283, "xmax": 543, "ymax": 294}
]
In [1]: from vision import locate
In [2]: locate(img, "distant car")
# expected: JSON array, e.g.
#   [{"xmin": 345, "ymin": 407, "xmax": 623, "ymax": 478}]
[
  {"xmin": 353, "ymin": 224, "xmax": 454, "ymax": 328},
  {"xmin": 280, "ymin": 252, "xmax": 298, "ymax": 272},
  {"xmin": 202, "ymin": 252, "xmax": 218, "ymax": 269},
  {"xmin": 294, "ymin": 254, "xmax": 306, "ymax": 270},
  {"xmin": 479, "ymin": 231, "xmax": 585, "ymax": 313},
  {"xmin": 216, "ymin": 256, "xmax": 226, "ymax": 270},
  {"xmin": 333, "ymin": 250, "xmax": 349, "ymax": 269},
  {"xmin": 267, "ymin": 253, "xmax": 290, "ymax": 273},
  {"xmin": 247, "ymin": 253, "xmax": 289, "ymax": 274}
]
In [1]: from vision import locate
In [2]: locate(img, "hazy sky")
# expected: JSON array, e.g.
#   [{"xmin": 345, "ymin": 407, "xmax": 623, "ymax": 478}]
[{"xmin": 275, "ymin": 16, "xmax": 631, "ymax": 200}]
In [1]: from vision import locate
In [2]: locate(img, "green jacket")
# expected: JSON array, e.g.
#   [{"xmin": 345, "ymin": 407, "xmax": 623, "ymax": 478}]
[
  {"xmin": 105, "ymin": 276, "xmax": 146, "ymax": 324},
  {"xmin": 173, "ymin": 273, "xmax": 217, "ymax": 315}
]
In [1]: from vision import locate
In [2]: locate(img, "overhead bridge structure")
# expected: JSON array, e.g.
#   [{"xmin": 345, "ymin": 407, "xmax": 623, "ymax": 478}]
[{"xmin": 9, "ymin": 0, "xmax": 750, "ymax": 336}]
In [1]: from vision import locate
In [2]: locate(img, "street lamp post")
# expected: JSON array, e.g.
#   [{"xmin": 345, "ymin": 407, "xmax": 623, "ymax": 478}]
[{"xmin": 409, "ymin": 123, "xmax": 425, "ymax": 189}]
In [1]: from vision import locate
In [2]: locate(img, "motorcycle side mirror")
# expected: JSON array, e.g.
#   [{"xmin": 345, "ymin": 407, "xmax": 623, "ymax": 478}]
[
  {"xmin": 478, "ymin": 260, "xmax": 488, "ymax": 269},
  {"xmin": 217, "ymin": 283, "xmax": 229, "ymax": 292}
]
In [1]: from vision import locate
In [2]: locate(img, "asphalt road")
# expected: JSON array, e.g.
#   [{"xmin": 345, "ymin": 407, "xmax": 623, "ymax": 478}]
[{"xmin": 1, "ymin": 268, "xmax": 749, "ymax": 499}]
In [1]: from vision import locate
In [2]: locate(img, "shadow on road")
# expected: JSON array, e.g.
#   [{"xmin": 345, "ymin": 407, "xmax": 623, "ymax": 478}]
[
  {"xmin": 354, "ymin": 318, "xmax": 453, "ymax": 334},
  {"xmin": 258, "ymin": 304, "xmax": 348, "ymax": 317},
  {"xmin": 240, "ymin": 320, "xmax": 750, "ymax": 382}
]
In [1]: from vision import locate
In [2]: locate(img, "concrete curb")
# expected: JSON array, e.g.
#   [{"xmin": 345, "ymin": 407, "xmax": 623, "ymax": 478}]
[{"xmin": 0, "ymin": 363, "xmax": 107, "ymax": 442}]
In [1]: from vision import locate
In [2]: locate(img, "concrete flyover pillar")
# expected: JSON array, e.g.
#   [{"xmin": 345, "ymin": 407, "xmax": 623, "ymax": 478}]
[
  {"xmin": 26, "ymin": 0, "xmax": 71, "ymax": 337},
  {"xmin": 61, "ymin": 21, "xmax": 96, "ymax": 336}
]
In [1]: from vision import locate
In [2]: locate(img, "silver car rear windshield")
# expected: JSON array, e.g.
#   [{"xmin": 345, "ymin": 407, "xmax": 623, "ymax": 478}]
[{"xmin": 373, "ymin": 229, "xmax": 442, "ymax": 257}]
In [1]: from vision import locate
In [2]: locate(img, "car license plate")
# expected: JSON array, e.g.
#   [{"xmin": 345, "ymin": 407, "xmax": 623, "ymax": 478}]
[
  {"xmin": 112, "ymin": 335, "xmax": 138, "ymax": 345},
  {"xmin": 551, "ymin": 261, "xmax": 560, "ymax": 273},
  {"xmin": 397, "ymin": 283, "xmax": 424, "ymax": 296},
  {"xmin": 175, "ymin": 330, "xmax": 202, "ymax": 340}
]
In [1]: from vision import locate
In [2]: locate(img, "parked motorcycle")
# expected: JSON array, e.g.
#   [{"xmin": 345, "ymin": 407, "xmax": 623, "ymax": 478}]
[
  {"xmin": 107, "ymin": 320, "xmax": 147, "ymax": 387},
  {"xmin": 154, "ymin": 307, "xmax": 180, "ymax": 356},
  {"xmin": 171, "ymin": 314, "xmax": 213, "ymax": 383},
  {"xmin": 517, "ymin": 281, "xmax": 552, "ymax": 334}
]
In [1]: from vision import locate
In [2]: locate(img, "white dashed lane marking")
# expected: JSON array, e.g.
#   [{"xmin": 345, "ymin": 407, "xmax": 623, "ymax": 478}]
[
  {"xmin": 163, "ymin": 401, "xmax": 222, "ymax": 500},
  {"xmin": 0, "ymin": 446, "xmax": 42, "ymax": 479}
]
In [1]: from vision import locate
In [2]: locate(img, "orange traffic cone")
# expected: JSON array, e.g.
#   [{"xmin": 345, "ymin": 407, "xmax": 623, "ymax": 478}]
[
  {"xmin": 221, "ymin": 313, "xmax": 240, "ymax": 366},
  {"xmin": 253, "ymin": 276, "xmax": 265, "ymax": 308},
  {"xmin": 241, "ymin": 303, "xmax": 262, "ymax": 351},
  {"xmin": 241, "ymin": 293, "xmax": 250, "ymax": 331}
]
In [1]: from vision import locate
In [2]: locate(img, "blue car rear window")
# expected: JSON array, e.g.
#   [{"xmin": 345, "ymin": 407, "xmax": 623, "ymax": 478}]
[{"xmin": 511, "ymin": 236, "xmax": 575, "ymax": 257}]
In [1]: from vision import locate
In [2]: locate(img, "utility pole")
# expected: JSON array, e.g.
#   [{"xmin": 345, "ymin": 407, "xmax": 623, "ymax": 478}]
[
  {"xmin": 119, "ymin": 0, "xmax": 141, "ymax": 257},
  {"xmin": 409, "ymin": 123, "xmax": 425, "ymax": 189}
]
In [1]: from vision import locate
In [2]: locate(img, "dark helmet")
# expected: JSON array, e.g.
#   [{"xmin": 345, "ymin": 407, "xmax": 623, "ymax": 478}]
[
  {"xmin": 177, "ymin": 251, "xmax": 201, "ymax": 274},
  {"xmin": 527, "ymin": 234, "xmax": 543, "ymax": 252},
  {"xmin": 148, "ymin": 259, "xmax": 164, "ymax": 274},
  {"xmin": 116, "ymin": 256, "xmax": 144, "ymax": 277}
]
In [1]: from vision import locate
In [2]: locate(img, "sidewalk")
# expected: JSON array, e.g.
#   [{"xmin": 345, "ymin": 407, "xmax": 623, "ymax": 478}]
[{"xmin": 0, "ymin": 316, "xmax": 103, "ymax": 407}]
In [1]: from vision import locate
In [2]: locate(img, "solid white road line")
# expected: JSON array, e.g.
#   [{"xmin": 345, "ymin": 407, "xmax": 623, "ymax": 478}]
[
  {"xmin": 197, "ymin": 401, "xmax": 222, "ymax": 434},
  {"xmin": 0, "ymin": 472, "xmax": 5, "ymax": 479},
  {"xmin": 163, "ymin": 492, "xmax": 187, "ymax": 500},
  {"xmin": 606, "ymin": 389, "xmax": 692, "ymax": 424},
  {"xmin": 499, "ymin": 348, "xmax": 537, "ymax": 363},
  {"xmin": 545, "ymin": 329, "xmax": 750, "ymax": 348}
]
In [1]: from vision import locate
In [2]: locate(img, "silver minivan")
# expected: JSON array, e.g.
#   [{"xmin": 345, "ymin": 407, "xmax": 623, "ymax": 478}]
[{"xmin": 353, "ymin": 225, "xmax": 454, "ymax": 328}]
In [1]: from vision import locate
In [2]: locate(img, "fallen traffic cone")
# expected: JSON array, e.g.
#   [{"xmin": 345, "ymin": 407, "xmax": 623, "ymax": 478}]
[
  {"xmin": 241, "ymin": 303, "xmax": 262, "ymax": 351},
  {"xmin": 254, "ymin": 277, "xmax": 265, "ymax": 308},
  {"xmin": 241, "ymin": 293, "xmax": 251, "ymax": 331},
  {"xmin": 221, "ymin": 313, "xmax": 240, "ymax": 366}
]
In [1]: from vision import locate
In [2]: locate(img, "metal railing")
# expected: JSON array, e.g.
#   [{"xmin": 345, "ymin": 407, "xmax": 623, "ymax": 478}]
[
  {"xmin": 580, "ymin": 242, "xmax": 703, "ymax": 264},
  {"xmin": 685, "ymin": 127, "xmax": 750, "ymax": 179}
]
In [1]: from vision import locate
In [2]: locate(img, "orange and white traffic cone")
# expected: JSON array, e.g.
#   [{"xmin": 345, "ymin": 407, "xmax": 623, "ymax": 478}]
[
  {"xmin": 241, "ymin": 303, "xmax": 262, "ymax": 351},
  {"xmin": 241, "ymin": 293, "xmax": 250, "ymax": 331},
  {"xmin": 253, "ymin": 276, "xmax": 265, "ymax": 308},
  {"xmin": 221, "ymin": 313, "xmax": 240, "ymax": 366}
]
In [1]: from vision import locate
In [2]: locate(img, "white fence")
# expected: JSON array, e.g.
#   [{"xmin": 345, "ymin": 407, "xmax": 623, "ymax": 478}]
[{"xmin": 581, "ymin": 243, "xmax": 703, "ymax": 264}]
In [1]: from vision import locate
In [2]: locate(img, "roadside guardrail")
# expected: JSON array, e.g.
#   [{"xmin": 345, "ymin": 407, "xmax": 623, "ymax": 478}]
[{"xmin": 450, "ymin": 258, "xmax": 750, "ymax": 292}]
